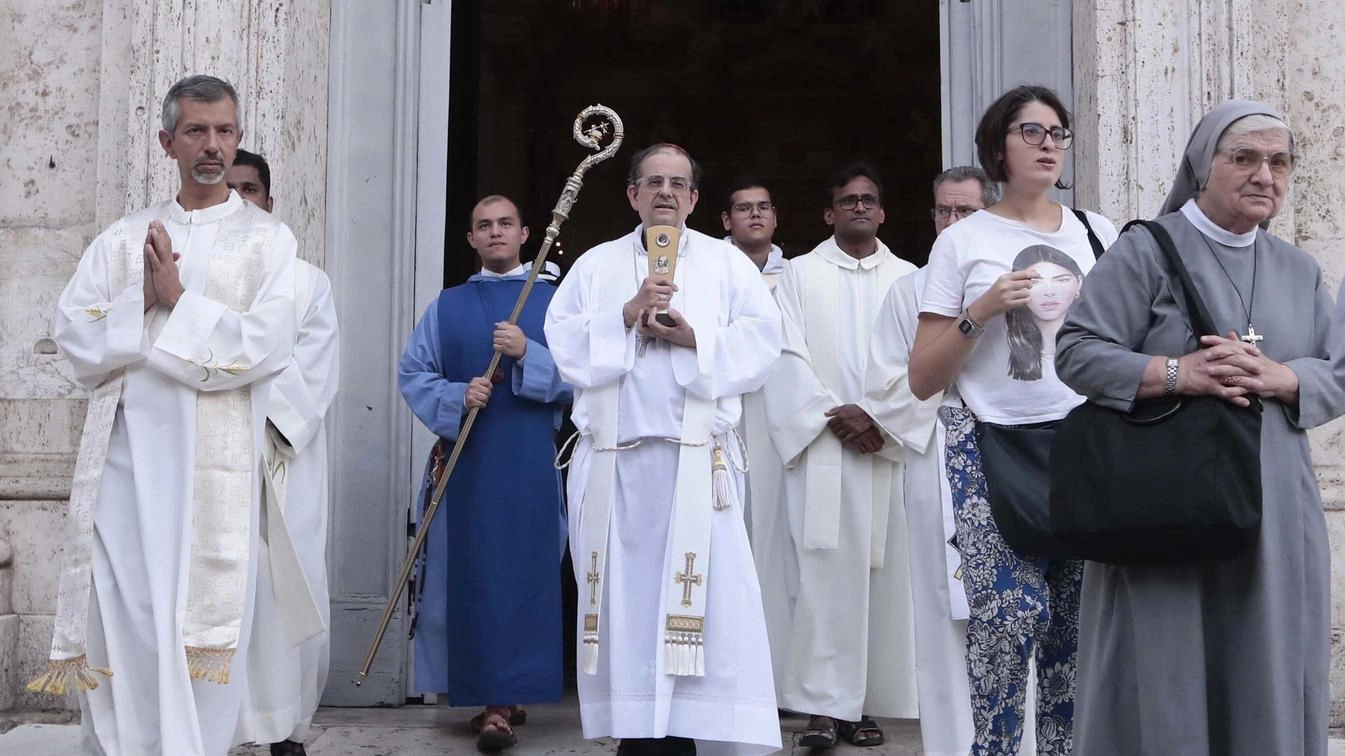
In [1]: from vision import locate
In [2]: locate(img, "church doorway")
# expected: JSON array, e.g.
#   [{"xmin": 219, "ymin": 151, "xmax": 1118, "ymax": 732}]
[
  {"xmin": 437, "ymin": 0, "xmax": 941, "ymax": 690},
  {"xmin": 443, "ymin": 0, "xmax": 944, "ymax": 287}
]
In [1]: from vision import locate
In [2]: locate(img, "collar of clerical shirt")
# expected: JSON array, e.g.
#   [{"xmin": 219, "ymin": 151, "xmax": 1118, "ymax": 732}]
[
  {"xmin": 168, "ymin": 190, "xmax": 244, "ymax": 225},
  {"xmin": 816, "ymin": 234, "xmax": 890, "ymax": 270}
]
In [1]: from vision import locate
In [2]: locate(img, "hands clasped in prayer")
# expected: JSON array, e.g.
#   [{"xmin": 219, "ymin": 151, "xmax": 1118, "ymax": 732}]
[
  {"xmin": 1178, "ymin": 331, "xmax": 1299, "ymax": 406},
  {"xmin": 142, "ymin": 220, "xmax": 184, "ymax": 311},
  {"xmin": 623, "ymin": 276, "xmax": 696, "ymax": 348},
  {"xmin": 825, "ymin": 404, "xmax": 884, "ymax": 454}
]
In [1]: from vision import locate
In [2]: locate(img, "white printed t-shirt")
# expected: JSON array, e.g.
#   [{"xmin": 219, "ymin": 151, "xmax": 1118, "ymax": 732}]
[{"xmin": 920, "ymin": 207, "xmax": 1119, "ymax": 425}]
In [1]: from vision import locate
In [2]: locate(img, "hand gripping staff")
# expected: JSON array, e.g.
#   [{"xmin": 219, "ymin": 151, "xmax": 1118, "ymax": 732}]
[{"xmin": 355, "ymin": 105, "xmax": 624, "ymax": 685}]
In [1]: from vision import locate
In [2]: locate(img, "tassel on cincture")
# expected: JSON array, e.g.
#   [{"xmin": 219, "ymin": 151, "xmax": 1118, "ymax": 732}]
[
  {"xmin": 25, "ymin": 656, "xmax": 112, "ymax": 695},
  {"xmin": 712, "ymin": 445, "xmax": 736, "ymax": 511}
]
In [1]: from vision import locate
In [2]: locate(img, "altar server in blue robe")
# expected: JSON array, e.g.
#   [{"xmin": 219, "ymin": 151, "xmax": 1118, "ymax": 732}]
[{"xmin": 399, "ymin": 194, "xmax": 572, "ymax": 752}]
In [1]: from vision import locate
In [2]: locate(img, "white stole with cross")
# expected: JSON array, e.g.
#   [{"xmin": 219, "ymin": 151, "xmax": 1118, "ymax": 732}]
[{"xmin": 579, "ymin": 238, "xmax": 723, "ymax": 678}]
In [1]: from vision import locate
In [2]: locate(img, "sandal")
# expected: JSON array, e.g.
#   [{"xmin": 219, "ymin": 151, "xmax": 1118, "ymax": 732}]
[
  {"xmin": 798, "ymin": 714, "xmax": 838, "ymax": 749},
  {"xmin": 838, "ymin": 717, "xmax": 884, "ymax": 747},
  {"xmin": 475, "ymin": 707, "xmax": 517, "ymax": 752},
  {"xmin": 470, "ymin": 705, "xmax": 526, "ymax": 732}
]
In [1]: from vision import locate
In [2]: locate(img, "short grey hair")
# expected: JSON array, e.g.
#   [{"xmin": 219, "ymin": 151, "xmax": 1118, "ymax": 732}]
[
  {"xmin": 932, "ymin": 165, "xmax": 1001, "ymax": 208},
  {"xmin": 161, "ymin": 75, "xmax": 242, "ymax": 133},
  {"xmin": 1216, "ymin": 113, "xmax": 1295, "ymax": 154}
]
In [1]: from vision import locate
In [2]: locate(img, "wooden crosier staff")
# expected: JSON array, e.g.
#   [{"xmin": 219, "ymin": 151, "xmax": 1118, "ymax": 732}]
[{"xmin": 355, "ymin": 104, "xmax": 624, "ymax": 685}]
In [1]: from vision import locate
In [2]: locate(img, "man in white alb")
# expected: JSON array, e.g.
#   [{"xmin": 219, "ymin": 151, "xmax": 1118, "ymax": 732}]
[
  {"xmin": 720, "ymin": 177, "xmax": 793, "ymax": 698},
  {"xmin": 762, "ymin": 162, "xmax": 918, "ymax": 749},
  {"xmin": 545, "ymin": 143, "xmax": 783, "ymax": 756},
  {"xmin": 229, "ymin": 149, "xmax": 340, "ymax": 756},
  {"xmin": 38, "ymin": 75, "xmax": 298, "ymax": 756}
]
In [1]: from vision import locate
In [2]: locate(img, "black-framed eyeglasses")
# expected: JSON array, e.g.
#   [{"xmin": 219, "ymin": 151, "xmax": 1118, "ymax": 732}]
[
  {"xmin": 1221, "ymin": 147, "xmax": 1295, "ymax": 178},
  {"xmin": 731, "ymin": 201, "xmax": 775, "ymax": 215},
  {"xmin": 639, "ymin": 175, "xmax": 693, "ymax": 193},
  {"xmin": 1009, "ymin": 122, "xmax": 1073, "ymax": 149},
  {"xmin": 834, "ymin": 193, "xmax": 881, "ymax": 210},
  {"xmin": 931, "ymin": 205, "xmax": 980, "ymax": 221}
]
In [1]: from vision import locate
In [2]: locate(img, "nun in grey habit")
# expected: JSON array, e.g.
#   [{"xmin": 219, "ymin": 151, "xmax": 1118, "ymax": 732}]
[{"xmin": 1054, "ymin": 100, "xmax": 1345, "ymax": 756}]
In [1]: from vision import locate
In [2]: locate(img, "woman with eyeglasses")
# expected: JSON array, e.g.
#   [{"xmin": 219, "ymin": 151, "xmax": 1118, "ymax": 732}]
[
  {"xmin": 1054, "ymin": 102, "xmax": 1345, "ymax": 755},
  {"xmin": 908, "ymin": 84, "xmax": 1118, "ymax": 755}
]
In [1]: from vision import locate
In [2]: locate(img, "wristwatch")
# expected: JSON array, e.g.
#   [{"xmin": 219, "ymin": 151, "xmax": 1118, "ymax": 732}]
[
  {"xmin": 1163, "ymin": 357, "xmax": 1179, "ymax": 396},
  {"xmin": 956, "ymin": 309, "xmax": 984, "ymax": 338}
]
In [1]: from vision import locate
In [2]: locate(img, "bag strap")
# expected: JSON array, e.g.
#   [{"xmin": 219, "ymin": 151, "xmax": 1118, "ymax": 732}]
[
  {"xmin": 1121, "ymin": 219, "xmax": 1220, "ymax": 338},
  {"xmin": 1071, "ymin": 208, "xmax": 1106, "ymax": 260}
]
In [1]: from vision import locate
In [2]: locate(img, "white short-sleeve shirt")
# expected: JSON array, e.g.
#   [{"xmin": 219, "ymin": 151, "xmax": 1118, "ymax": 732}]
[{"xmin": 920, "ymin": 207, "xmax": 1119, "ymax": 425}]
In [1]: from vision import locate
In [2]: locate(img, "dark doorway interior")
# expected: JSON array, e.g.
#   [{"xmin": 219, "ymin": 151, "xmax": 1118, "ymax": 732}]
[
  {"xmin": 446, "ymin": 0, "xmax": 943, "ymax": 287},
  {"xmin": 442, "ymin": 0, "xmax": 941, "ymax": 688}
]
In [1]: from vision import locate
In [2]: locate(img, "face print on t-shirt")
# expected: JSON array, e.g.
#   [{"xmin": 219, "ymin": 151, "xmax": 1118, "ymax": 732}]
[{"xmin": 1005, "ymin": 244, "xmax": 1084, "ymax": 381}]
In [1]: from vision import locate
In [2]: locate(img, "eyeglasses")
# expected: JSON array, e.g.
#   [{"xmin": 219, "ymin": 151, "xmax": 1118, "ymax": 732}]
[
  {"xmin": 834, "ymin": 193, "xmax": 881, "ymax": 210},
  {"xmin": 638, "ymin": 175, "xmax": 693, "ymax": 193},
  {"xmin": 931, "ymin": 205, "xmax": 981, "ymax": 221},
  {"xmin": 1009, "ymin": 122, "xmax": 1074, "ymax": 149},
  {"xmin": 1221, "ymin": 147, "xmax": 1295, "ymax": 178},
  {"xmin": 731, "ymin": 201, "xmax": 774, "ymax": 215}
]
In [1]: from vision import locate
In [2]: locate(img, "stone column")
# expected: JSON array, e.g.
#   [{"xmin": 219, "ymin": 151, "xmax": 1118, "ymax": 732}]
[
  {"xmin": 0, "ymin": 0, "xmax": 329, "ymax": 710},
  {"xmin": 1074, "ymin": 0, "xmax": 1345, "ymax": 727}
]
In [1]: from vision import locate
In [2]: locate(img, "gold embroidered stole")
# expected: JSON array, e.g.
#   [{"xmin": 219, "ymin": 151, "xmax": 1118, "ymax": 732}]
[{"xmin": 32, "ymin": 208, "xmax": 268, "ymax": 693}]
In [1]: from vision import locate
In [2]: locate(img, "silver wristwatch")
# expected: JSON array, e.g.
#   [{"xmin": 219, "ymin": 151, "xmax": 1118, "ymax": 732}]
[
  {"xmin": 956, "ymin": 309, "xmax": 984, "ymax": 338},
  {"xmin": 1163, "ymin": 357, "xmax": 1179, "ymax": 396}
]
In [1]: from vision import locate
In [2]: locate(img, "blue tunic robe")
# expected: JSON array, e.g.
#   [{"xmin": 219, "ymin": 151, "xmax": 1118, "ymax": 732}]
[{"xmin": 398, "ymin": 272, "xmax": 572, "ymax": 705}]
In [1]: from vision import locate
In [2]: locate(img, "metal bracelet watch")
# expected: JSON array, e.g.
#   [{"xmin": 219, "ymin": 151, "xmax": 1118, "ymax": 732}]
[
  {"xmin": 1163, "ymin": 357, "xmax": 1179, "ymax": 396},
  {"xmin": 956, "ymin": 309, "xmax": 984, "ymax": 338}
]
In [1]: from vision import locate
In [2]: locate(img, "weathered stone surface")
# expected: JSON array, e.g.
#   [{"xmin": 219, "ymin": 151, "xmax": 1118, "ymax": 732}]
[
  {"xmin": 0, "ymin": 614, "xmax": 17, "ymax": 712},
  {"xmin": 0, "ymin": 503, "xmax": 63, "ymax": 617},
  {"xmin": 0, "ymin": 0, "xmax": 103, "ymax": 227},
  {"xmin": 0, "ymin": 228, "xmax": 93, "ymax": 401}
]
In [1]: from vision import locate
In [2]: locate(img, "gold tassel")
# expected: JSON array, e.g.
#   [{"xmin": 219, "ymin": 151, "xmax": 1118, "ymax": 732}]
[
  {"xmin": 185, "ymin": 646, "xmax": 235, "ymax": 684},
  {"xmin": 25, "ymin": 656, "xmax": 112, "ymax": 695},
  {"xmin": 712, "ymin": 445, "xmax": 735, "ymax": 511}
]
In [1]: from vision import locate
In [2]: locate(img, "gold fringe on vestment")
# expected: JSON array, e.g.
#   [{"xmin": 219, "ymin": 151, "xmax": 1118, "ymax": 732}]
[
  {"xmin": 25, "ymin": 655, "xmax": 112, "ymax": 694},
  {"xmin": 185, "ymin": 646, "xmax": 235, "ymax": 684}
]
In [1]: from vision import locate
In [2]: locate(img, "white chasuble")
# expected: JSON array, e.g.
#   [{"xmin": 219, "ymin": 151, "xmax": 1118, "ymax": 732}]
[
  {"xmin": 237, "ymin": 260, "xmax": 339, "ymax": 747},
  {"xmin": 49, "ymin": 192, "xmax": 298, "ymax": 756},
  {"xmin": 762, "ymin": 236, "xmax": 919, "ymax": 721},
  {"xmin": 545, "ymin": 227, "xmax": 783, "ymax": 756}
]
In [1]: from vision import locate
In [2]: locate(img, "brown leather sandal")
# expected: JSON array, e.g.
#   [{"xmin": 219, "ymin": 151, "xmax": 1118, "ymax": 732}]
[
  {"xmin": 475, "ymin": 706, "xmax": 517, "ymax": 752},
  {"xmin": 470, "ymin": 705, "xmax": 526, "ymax": 733}
]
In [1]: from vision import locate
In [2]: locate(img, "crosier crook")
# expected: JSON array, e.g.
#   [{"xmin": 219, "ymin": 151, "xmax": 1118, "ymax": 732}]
[{"xmin": 355, "ymin": 105, "xmax": 625, "ymax": 685}]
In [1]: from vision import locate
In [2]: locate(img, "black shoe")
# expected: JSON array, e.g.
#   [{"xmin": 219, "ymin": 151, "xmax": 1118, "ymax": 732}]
[
  {"xmin": 270, "ymin": 741, "xmax": 307, "ymax": 756},
  {"xmin": 616, "ymin": 737, "xmax": 697, "ymax": 756},
  {"xmin": 798, "ymin": 715, "xmax": 839, "ymax": 749}
]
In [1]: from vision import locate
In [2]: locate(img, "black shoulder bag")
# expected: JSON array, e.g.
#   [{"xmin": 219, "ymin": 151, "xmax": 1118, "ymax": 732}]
[
  {"xmin": 976, "ymin": 209, "xmax": 1106, "ymax": 559},
  {"xmin": 1047, "ymin": 220, "xmax": 1262, "ymax": 565}
]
